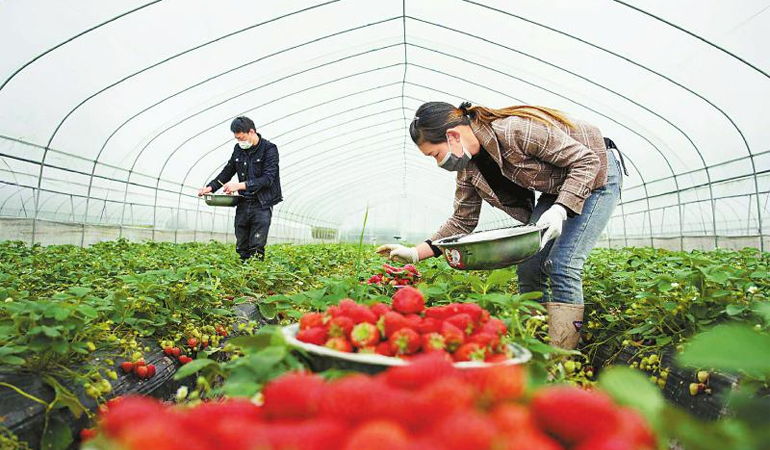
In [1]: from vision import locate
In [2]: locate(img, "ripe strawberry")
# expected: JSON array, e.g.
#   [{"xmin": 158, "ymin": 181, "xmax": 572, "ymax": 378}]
[
  {"xmin": 171, "ymin": 347, "xmax": 181, "ymax": 357},
  {"xmin": 384, "ymin": 353, "xmax": 455, "ymax": 390},
  {"xmin": 187, "ymin": 337, "xmax": 198, "ymax": 348},
  {"xmin": 530, "ymin": 386, "xmax": 621, "ymax": 446},
  {"xmin": 134, "ymin": 365, "xmax": 149, "ymax": 379},
  {"xmin": 300, "ymin": 312, "xmax": 325, "ymax": 330},
  {"xmin": 446, "ymin": 313, "xmax": 474, "ymax": 335},
  {"xmin": 262, "ymin": 371, "xmax": 325, "ymax": 419},
  {"xmin": 339, "ymin": 298, "xmax": 359, "ymax": 311},
  {"xmin": 134, "ymin": 359, "xmax": 146, "ymax": 367},
  {"xmin": 380, "ymin": 311, "xmax": 409, "ymax": 338},
  {"xmin": 421, "ymin": 332, "xmax": 447, "ymax": 352},
  {"xmin": 469, "ymin": 331, "xmax": 500, "ymax": 351},
  {"xmin": 404, "ymin": 313, "xmax": 423, "ymax": 330},
  {"xmin": 343, "ymin": 420, "xmax": 410, "ymax": 450},
  {"xmin": 297, "ymin": 326, "xmax": 329, "ymax": 345},
  {"xmin": 163, "ymin": 346, "xmax": 173, "ymax": 356},
  {"xmin": 325, "ymin": 337, "xmax": 353, "ymax": 353},
  {"xmin": 79, "ymin": 428, "xmax": 97, "ymax": 442},
  {"xmin": 403, "ymin": 264, "xmax": 419, "ymax": 275},
  {"xmin": 425, "ymin": 305, "xmax": 453, "ymax": 320},
  {"xmin": 267, "ymin": 419, "xmax": 346, "ymax": 450},
  {"xmin": 319, "ymin": 374, "xmax": 377, "ymax": 422},
  {"xmin": 328, "ymin": 316, "xmax": 354, "ymax": 338},
  {"xmin": 480, "ymin": 318, "xmax": 507, "ymax": 336},
  {"xmin": 504, "ymin": 430, "xmax": 566, "ymax": 450},
  {"xmin": 485, "ymin": 352, "xmax": 509, "ymax": 363},
  {"xmin": 464, "ymin": 365, "xmax": 525, "ymax": 405},
  {"xmin": 572, "ymin": 434, "xmax": 647, "ymax": 450},
  {"xmin": 179, "ymin": 355, "xmax": 191, "ymax": 364},
  {"xmin": 145, "ymin": 364, "xmax": 156, "ymax": 378},
  {"xmin": 376, "ymin": 341, "xmax": 394, "ymax": 357},
  {"xmin": 120, "ymin": 361, "xmax": 134, "ymax": 373},
  {"xmin": 389, "ymin": 328, "xmax": 421, "ymax": 355},
  {"xmin": 428, "ymin": 410, "xmax": 496, "ymax": 450},
  {"xmin": 368, "ymin": 274, "xmax": 383, "ymax": 284},
  {"xmin": 479, "ymin": 309, "xmax": 491, "ymax": 324},
  {"xmin": 348, "ymin": 304, "xmax": 378, "ymax": 324},
  {"xmin": 454, "ymin": 342, "xmax": 486, "ymax": 362},
  {"xmin": 614, "ymin": 407, "xmax": 656, "ymax": 449},
  {"xmin": 457, "ymin": 303, "xmax": 484, "ymax": 323},
  {"xmin": 392, "ymin": 286, "xmax": 425, "ymax": 314},
  {"xmin": 491, "ymin": 404, "xmax": 535, "ymax": 433},
  {"xmin": 418, "ymin": 376, "xmax": 476, "ymax": 420},
  {"xmin": 326, "ymin": 305, "xmax": 343, "ymax": 317},
  {"xmin": 351, "ymin": 322, "xmax": 381, "ymax": 348},
  {"xmin": 370, "ymin": 302, "xmax": 391, "ymax": 318},
  {"xmin": 417, "ymin": 317, "xmax": 442, "ymax": 334},
  {"xmin": 441, "ymin": 321, "xmax": 465, "ymax": 352}
]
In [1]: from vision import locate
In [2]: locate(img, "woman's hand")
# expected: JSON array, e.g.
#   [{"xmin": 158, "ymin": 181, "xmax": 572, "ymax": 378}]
[
  {"xmin": 536, "ymin": 204, "xmax": 568, "ymax": 249},
  {"xmin": 375, "ymin": 244, "xmax": 419, "ymax": 263}
]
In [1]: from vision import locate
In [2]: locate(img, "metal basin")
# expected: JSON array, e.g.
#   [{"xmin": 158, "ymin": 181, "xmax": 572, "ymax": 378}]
[
  {"xmin": 433, "ymin": 225, "xmax": 544, "ymax": 270},
  {"xmin": 203, "ymin": 193, "xmax": 241, "ymax": 207}
]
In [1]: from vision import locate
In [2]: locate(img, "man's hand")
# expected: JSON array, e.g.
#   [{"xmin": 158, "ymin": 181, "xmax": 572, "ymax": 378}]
[
  {"xmin": 198, "ymin": 186, "xmax": 213, "ymax": 197},
  {"xmin": 375, "ymin": 244, "xmax": 419, "ymax": 264},
  {"xmin": 223, "ymin": 181, "xmax": 246, "ymax": 194},
  {"xmin": 535, "ymin": 204, "xmax": 568, "ymax": 250}
]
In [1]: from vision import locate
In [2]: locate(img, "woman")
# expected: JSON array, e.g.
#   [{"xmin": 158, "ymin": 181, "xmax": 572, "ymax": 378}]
[{"xmin": 377, "ymin": 102, "xmax": 624, "ymax": 350}]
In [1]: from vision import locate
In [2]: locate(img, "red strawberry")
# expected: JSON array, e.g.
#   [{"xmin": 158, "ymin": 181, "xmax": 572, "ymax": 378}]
[
  {"xmin": 572, "ymin": 434, "xmax": 647, "ymax": 450},
  {"xmin": 392, "ymin": 286, "xmax": 425, "ymax": 314},
  {"xmin": 404, "ymin": 313, "xmax": 422, "ymax": 330},
  {"xmin": 134, "ymin": 365, "xmax": 149, "ymax": 379},
  {"xmin": 328, "ymin": 316, "xmax": 354, "ymax": 338},
  {"xmin": 485, "ymin": 352, "xmax": 509, "ymax": 363},
  {"xmin": 297, "ymin": 327, "xmax": 328, "ymax": 345},
  {"xmin": 421, "ymin": 332, "xmax": 447, "ymax": 352},
  {"xmin": 319, "ymin": 375, "xmax": 377, "ymax": 422},
  {"xmin": 530, "ymin": 386, "xmax": 621, "ymax": 446},
  {"xmin": 404, "ymin": 264, "xmax": 419, "ymax": 275},
  {"xmin": 389, "ymin": 328, "xmax": 420, "ymax": 355},
  {"xmin": 134, "ymin": 359, "xmax": 146, "ymax": 367},
  {"xmin": 614, "ymin": 407, "xmax": 656, "ymax": 449},
  {"xmin": 384, "ymin": 353, "xmax": 455, "ymax": 390},
  {"xmin": 368, "ymin": 274, "xmax": 383, "ymax": 284},
  {"xmin": 376, "ymin": 341, "xmax": 394, "ymax": 356},
  {"xmin": 79, "ymin": 428, "xmax": 97, "ymax": 442},
  {"xmin": 325, "ymin": 337, "xmax": 353, "ymax": 353},
  {"xmin": 453, "ymin": 342, "xmax": 486, "ymax": 362},
  {"xmin": 145, "ymin": 364, "xmax": 156, "ymax": 378},
  {"xmin": 425, "ymin": 305, "xmax": 453, "ymax": 320},
  {"xmin": 428, "ymin": 410, "xmax": 496, "ymax": 450},
  {"xmin": 446, "ymin": 313, "xmax": 474, "ymax": 335},
  {"xmin": 457, "ymin": 303, "xmax": 484, "ymax": 323},
  {"xmin": 417, "ymin": 317, "xmax": 442, "ymax": 335},
  {"xmin": 187, "ymin": 337, "xmax": 198, "ymax": 348},
  {"xmin": 491, "ymin": 404, "xmax": 535, "ymax": 433},
  {"xmin": 441, "ymin": 322, "xmax": 465, "ymax": 352},
  {"xmin": 171, "ymin": 347, "xmax": 181, "ymax": 357},
  {"xmin": 163, "ymin": 346, "xmax": 173, "ymax": 356},
  {"xmin": 300, "ymin": 312, "xmax": 325, "ymax": 330},
  {"xmin": 343, "ymin": 420, "xmax": 410, "ymax": 450},
  {"xmin": 463, "ymin": 365, "xmax": 525, "ymax": 405},
  {"xmin": 348, "ymin": 305, "xmax": 378, "ymax": 324},
  {"xmin": 120, "ymin": 361, "xmax": 134, "ymax": 373},
  {"xmin": 351, "ymin": 322, "xmax": 380, "ymax": 348},
  {"xmin": 479, "ymin": 309, "xmax": 491, "ymax": 324},
  {"xmin": 326, "ymin": 305, "xmax": 343, "ymax": 317},
  {"xmin": 418, "ymin": 376, "xmax": 476, "ymax": 420},
  {"xmin": 262, "ymin": 371, "xmax": 325, "ymax": 419},
  {"xmin": 504, "ymin": 431, "xmax": 566, "ymax": 450},
  {"xmin": 267, "ymin": 419, "xmax": 346, "ymax": 450},
  {"xmin": 370, "ymin": 302, "xmax": 392, "ymax": 318},
  {"xmin": 99, "ymin": 396, "xmax": 166, "ymax": 437},
  {"xmin": 179, "ymin": 355, "xmax": 191, "ymax": 364},
  {"xmin": 480, "ymin": 318, "xmax": 507, "ymax": 336},
  {"xmin": 380, "ymin": 311, "xmax": 410, "ymax": 338},
  {"xmin": 469, "ymin": 331, "xmax": 500, "ymax": 351},
  {"xmin": 339, "ymin": 298, "xmax": 358, "ymax": 311}
]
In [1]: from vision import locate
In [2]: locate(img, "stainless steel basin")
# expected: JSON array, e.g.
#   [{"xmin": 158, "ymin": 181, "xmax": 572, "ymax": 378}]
[{"xmin": 433, "ymin": 225, "xmax": 544, "ymax": 270}]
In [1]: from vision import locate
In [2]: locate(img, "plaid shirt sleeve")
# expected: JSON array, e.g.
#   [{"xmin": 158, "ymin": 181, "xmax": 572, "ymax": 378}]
[
  {"xmin": 507, "ymin": 117, "xmax": 600, "ymax": 215},
  {"xmin": 430, "ymin": 173, "xmax": 482, "ymax": 241}
]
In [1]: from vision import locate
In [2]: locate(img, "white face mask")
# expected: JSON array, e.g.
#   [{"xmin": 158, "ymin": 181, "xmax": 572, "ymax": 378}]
[{"xmin": 237, "ymin": 139, "xmax": 252, "ymax": 149}]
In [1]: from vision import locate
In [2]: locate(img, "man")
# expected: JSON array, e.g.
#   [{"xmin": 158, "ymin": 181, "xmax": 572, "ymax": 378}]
[{"xmin": 198, "ymin": 116, "xmax": 282, "ymax": 261}]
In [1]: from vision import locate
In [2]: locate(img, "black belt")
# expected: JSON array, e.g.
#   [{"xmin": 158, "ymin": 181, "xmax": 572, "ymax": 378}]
[{"xmin": 604, "ymin": 137, "xmax": 629, "ymax": 176}]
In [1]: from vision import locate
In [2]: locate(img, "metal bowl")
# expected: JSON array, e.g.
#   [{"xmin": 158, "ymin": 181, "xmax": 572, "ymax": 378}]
[
  {"xmin": 282, "ymin": 323, "xmax": 531, "ymax": 375},
  {"xmin": 433, "ymin": 225, "xmax": 544, "ymax": 270},
  {"xmin": 203, "ymin": 193, "xmax": 241, "ymax": 207}
]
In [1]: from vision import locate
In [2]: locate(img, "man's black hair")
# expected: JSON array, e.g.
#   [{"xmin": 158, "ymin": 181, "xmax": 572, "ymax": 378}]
[{"xmin": 230, "ymin": 116, "xmax": 256, "ymax": 134}]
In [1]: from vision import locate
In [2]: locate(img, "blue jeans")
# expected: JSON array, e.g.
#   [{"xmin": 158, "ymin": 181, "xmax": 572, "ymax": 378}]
[{"xmin": 517, "ymin": 150, "xmax": 623, "ymax": 305}]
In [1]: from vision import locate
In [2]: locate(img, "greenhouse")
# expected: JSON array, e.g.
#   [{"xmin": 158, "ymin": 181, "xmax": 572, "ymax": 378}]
[{"xmin": 0, "ymin": 1, "xmax": 768, "ymax": 450}]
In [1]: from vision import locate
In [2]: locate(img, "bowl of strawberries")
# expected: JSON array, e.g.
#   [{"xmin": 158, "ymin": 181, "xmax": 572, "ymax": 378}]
[{"xmin": 282, "ymin": 286, "xmax": 531, "ymax": 374}]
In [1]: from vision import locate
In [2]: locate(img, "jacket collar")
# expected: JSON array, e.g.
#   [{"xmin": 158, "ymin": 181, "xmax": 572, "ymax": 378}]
[{"xmin": 471, "ymin": 121, "xmax": 503, "ymax": 168}]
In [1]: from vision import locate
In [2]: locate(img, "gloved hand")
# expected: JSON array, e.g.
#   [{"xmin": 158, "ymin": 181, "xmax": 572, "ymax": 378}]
[
  {"xmin": 535, "ymin": 204, "xmax": 568, "ymax": 250},
  {"xmin": 375, "ymin": 244, "xmax": 419, "ymax": 264}
]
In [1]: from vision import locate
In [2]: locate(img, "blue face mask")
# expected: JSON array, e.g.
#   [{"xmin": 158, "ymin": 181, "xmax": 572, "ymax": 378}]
[{"xmin": 438, "ymin": 136, "xmax": 471, "ymax": 172}]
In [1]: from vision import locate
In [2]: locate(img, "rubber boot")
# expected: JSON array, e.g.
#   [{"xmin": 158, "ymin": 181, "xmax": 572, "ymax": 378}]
[{"xmin": 545, "ymin": 302, "xmax": 584, "ymax": 350}]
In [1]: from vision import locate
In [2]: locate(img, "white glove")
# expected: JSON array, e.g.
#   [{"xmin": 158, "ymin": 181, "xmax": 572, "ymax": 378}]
[
  {"xmin": 375, "ymin": 244, "xmax": 419, "ymax": 264},
  {"xmin": 535, "ymin": 204, "xmax": 568, "ymax": 250}
]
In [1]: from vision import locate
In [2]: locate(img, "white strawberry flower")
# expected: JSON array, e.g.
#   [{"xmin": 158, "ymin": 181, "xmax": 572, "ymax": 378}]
[
  {"xmin": 671, "ymin": 282, "xmax": 679, "ymax": 288},
  {"xmin": 748, "ymin": 286, "xmax": 758, "ymax": 295},
  {"xmin": 175, "ymin": 386, "xmax": 189, "ymax": 401}
]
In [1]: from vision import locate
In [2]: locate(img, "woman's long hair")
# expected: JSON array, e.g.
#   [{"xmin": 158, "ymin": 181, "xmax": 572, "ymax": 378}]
[{"xmin": 409, "ymin": 101, "xmax": 575, "ymax": 144}]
